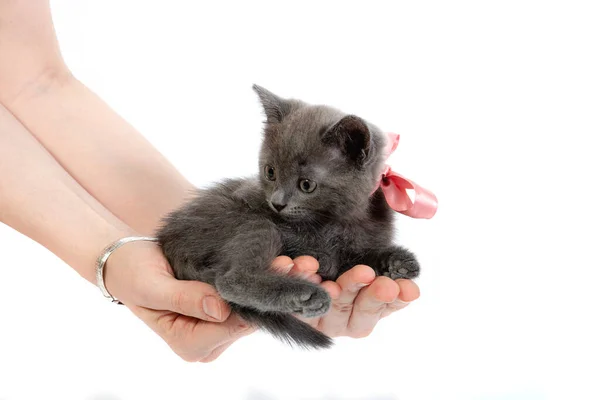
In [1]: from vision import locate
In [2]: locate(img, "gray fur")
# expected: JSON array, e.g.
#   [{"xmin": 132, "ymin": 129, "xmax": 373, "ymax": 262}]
[{"xmin": 157, "ymin": 85, "xmax": 419, "ymax": 349}]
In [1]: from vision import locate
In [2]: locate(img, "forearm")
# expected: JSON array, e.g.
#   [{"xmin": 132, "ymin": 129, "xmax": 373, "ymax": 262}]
[
  {"xmin": 0, "ymin": 0, "xmax": 191, "ymax": 235},
  {"xmin": 0, "ymin": 104, "xmax": 135, "ymax": 283},
  {"xmin": 7, "ymin": 78, "xmax": 193, "ymax": 234}
]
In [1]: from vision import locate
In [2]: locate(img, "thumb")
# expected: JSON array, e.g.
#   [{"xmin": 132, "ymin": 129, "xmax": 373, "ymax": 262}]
[{"xmin": 148, "ymin": 276, "xmax": 231, "ymax": 322}]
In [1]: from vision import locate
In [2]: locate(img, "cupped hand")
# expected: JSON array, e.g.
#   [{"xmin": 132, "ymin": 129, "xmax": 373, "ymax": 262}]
[
  {"xmin": 101, "ymin": 241, "xmax": 326, "ymax": 362},
  {"xmin": 282, "ymin": 256, "xmax": 421, "ymax": 338},
  {"xmin": 102, "ymin": 243, "xmax": 418, "ymax": 362},
  {"xmin": 102, "ymin": 241, "xmax": 254, "ymax": 362}
]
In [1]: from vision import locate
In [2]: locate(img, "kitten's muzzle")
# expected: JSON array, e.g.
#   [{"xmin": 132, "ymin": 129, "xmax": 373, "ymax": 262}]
[
  {"xmin": 270, "ymin": 190, "xmax": 288, "ymax": 212},
  {"xmin": 271, "ymin": 201, "xmax": 287, "ymax": 212}
]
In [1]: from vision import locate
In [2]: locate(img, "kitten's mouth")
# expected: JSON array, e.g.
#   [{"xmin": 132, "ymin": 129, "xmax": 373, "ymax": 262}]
[
  {"xmin": 268, "ymin": 202, "xmax": 284, "ymax": 214},
  {"xmin": 268, "ymin": 202, "xmax": 308, "ymax": 220}
]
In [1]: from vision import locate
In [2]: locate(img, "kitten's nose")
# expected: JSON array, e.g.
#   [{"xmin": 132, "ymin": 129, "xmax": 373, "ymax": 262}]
[{"xmin": 272, "ymin": 202, "xmax": 287, "ymax": 212}]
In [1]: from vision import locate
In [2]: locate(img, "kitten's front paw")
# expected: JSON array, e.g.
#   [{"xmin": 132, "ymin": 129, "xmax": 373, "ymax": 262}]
[
  {"xmin": 383, "ymin": 251, "xmax": 420, "ymax": 280},
  {"xmin": 290, "ymin": 284, "xmax": 331, "ymax": 318}
]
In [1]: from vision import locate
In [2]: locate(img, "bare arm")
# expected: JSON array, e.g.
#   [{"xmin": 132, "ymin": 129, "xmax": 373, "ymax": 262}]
[
  {"xmin": 0, "ymin": 0, "xmax": 192, "ymax": 235},
  {"xmin": 0, "ymin": 104, "xmax": 134, "ymax": 283},
  {"xmin": 5, "ymin": 76, "xmax": 193, "ymax": 235}
]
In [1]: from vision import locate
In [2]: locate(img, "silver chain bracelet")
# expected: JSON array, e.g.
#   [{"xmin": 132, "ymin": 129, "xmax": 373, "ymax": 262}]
[{"xmin": 95, "ymin": 236, "xmax": 159, "ymax": 304}]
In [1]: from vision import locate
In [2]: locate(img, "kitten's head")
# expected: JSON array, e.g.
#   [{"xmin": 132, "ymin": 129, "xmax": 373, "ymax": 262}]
[{"xmin": 254, "ymin": 85, "xmax": 389, "ymax": 221}]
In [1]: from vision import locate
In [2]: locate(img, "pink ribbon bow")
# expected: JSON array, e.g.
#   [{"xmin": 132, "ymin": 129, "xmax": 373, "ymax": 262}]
[{"xmin": 375, "ymin": 133, "xmax": 438, "ymax": 219}]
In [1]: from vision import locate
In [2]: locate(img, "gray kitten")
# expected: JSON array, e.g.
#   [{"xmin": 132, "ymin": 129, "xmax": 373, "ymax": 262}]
[{"xmin": 157, "ymin": 85, "xmax": 420, "ymax": 349}]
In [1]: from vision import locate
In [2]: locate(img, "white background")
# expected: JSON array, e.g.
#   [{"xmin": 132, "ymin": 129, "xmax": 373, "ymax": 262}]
[{"xmin": 1, "ymin": 1, "xmax": 599, "ymax": 399}]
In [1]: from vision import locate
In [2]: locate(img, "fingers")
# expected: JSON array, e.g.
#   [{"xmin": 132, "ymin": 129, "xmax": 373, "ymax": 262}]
[
  {"xmin": 289, "ymin": 255, "xmax": 319, "ymax": 274},
  {"xmin": 347, "ymin": 276, "xmax": 399, "ymax": 337},
  {"xmin": 316, "ymin": 265, "xmax": 376, "ymax": 336},
  {"xmin": 271, "ymin": 255, "xmax": 321, "ymax": 284},
  {"xmin": 381, "ymin": 279, "xmax": 420, "ymax": 318},
  {"xmin": 131, "ymin": 305, "xmax": 254, "ymax": 362},
  {"xmin": 178, "ymin": 315, "xmax": 254, "ymax": 362},
  {"xmin": 187, "ymin": 314, "xmax": 254, "ymax": 353},
  {"xmin": 144, "ymin": 278, "xmax": 231, "ymax": 322},
  {"xmin": 270, "ymin": 256, "xmax": 295, "ymax": 273},
  {"xmin": 320, "ymin": 280, "xmax": 342, "ymax": 301},
  {"xmin": 397, "ymin": 279, "xmax": 420, "ymax": 302},
  {"xmin": 290, "ymin": 255, "xmax": 321, "ymax": 284}
]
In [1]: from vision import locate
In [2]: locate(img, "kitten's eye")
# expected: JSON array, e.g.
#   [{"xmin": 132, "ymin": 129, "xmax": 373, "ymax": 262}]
[
  {"xmin": 299, "ymin": 179, "xmax": 317, "ymax": 193},
  {"xmin": 264, "ymin": 165, "xmax": 276, "ymax": 181}
]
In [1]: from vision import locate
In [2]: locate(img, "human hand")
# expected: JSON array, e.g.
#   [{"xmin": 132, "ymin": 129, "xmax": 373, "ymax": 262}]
[
  {"xmin": 103, "ymin": 243, "xmax": 417, "ymax": 361},
  {"xmin": 276, "ymin": 256, "xmax": 421, "ymax": 339},
  {"xmin": 103, "ymin": 242, "xmax": 333, "ymax": 362},
  {"xmin": 104, "ymin": 243, "xmax": 312, "ymax": 362},
  {"xmin": 101, "ymin": 240, "xmax": 251, "ymax": 362}
]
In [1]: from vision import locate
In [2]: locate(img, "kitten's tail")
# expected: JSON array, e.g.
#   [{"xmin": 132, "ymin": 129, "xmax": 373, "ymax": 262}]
[{"xmin": 230, "ymin": 303, "xmax": 333, "ymax": 349}]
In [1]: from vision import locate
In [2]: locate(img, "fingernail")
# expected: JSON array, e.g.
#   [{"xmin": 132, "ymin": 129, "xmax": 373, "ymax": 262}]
[
  {"xmin": 203, "ymin": 296, "xmax": 223, "ymax": 320},
  {"xmin": 283, "ymin": 263, "xmax": 295, "ymax": 273}
]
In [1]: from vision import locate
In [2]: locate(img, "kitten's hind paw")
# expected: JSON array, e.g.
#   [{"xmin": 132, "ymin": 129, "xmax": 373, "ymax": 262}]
[
  {"xmin": 383, "ymin": 251, "xmax": 420, "ymax": 280},
  {"xmin": 291, "ymin": 284, "xmax": 331, "ymax": 318}
]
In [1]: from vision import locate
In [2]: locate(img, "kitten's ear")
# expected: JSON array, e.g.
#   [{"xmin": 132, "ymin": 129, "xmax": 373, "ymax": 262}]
[
  {"xmin": 322, "ymin": 115, "xmax": 371, "ymax": 165},
  {"xmin": 253, "ymin": 84, "xmax": 292, "ymax": 124}
]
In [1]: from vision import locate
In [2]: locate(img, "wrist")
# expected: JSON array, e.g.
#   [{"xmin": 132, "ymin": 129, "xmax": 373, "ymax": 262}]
[
  {"xmin": 95, "ymin": 236, "xmax": 160, "ymax": 303},
  {"xmin": 78, "ymin": 224, "xmax": 140, "ymax": 285},
  {"xmin": 100, "ymin": 236, "xmax": 169, "ymax": 305},
  {"xmin": 0, "ymin": 66, "xmax": 74, "ymax": 108}
]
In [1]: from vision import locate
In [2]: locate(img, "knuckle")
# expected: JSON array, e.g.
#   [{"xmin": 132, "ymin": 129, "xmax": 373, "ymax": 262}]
[
  {"xmin": 227, "ymin": 321, "xmax": 254, "ymax": 339},
  {"xmin": 331, "ymin": 302, "xmax": 354, "ymax": 314},
  {"xmin": 155, "ymin": 313, "xmax": 178, "ymax": 336},
  {"xmin": 180, "ymin": 351, "xmax": 210, "ymax": 363},
  {"xmin": 230, "ymin": 324, "xmax": 252, "ymax": 338},
  {"xmin": 349, "ymin": 328, "xmax": 374, "ymax": 339},
  {"xmin": 356, "ymin": 303, "xmax": 386, "ymax": 315},
  {"xmin": 196, "ymin": 354, "xmax": 221, "ymax": 363},
  {"xmin": 170, "ymin": 290, "xmax": 189, "ymax": 313}
]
